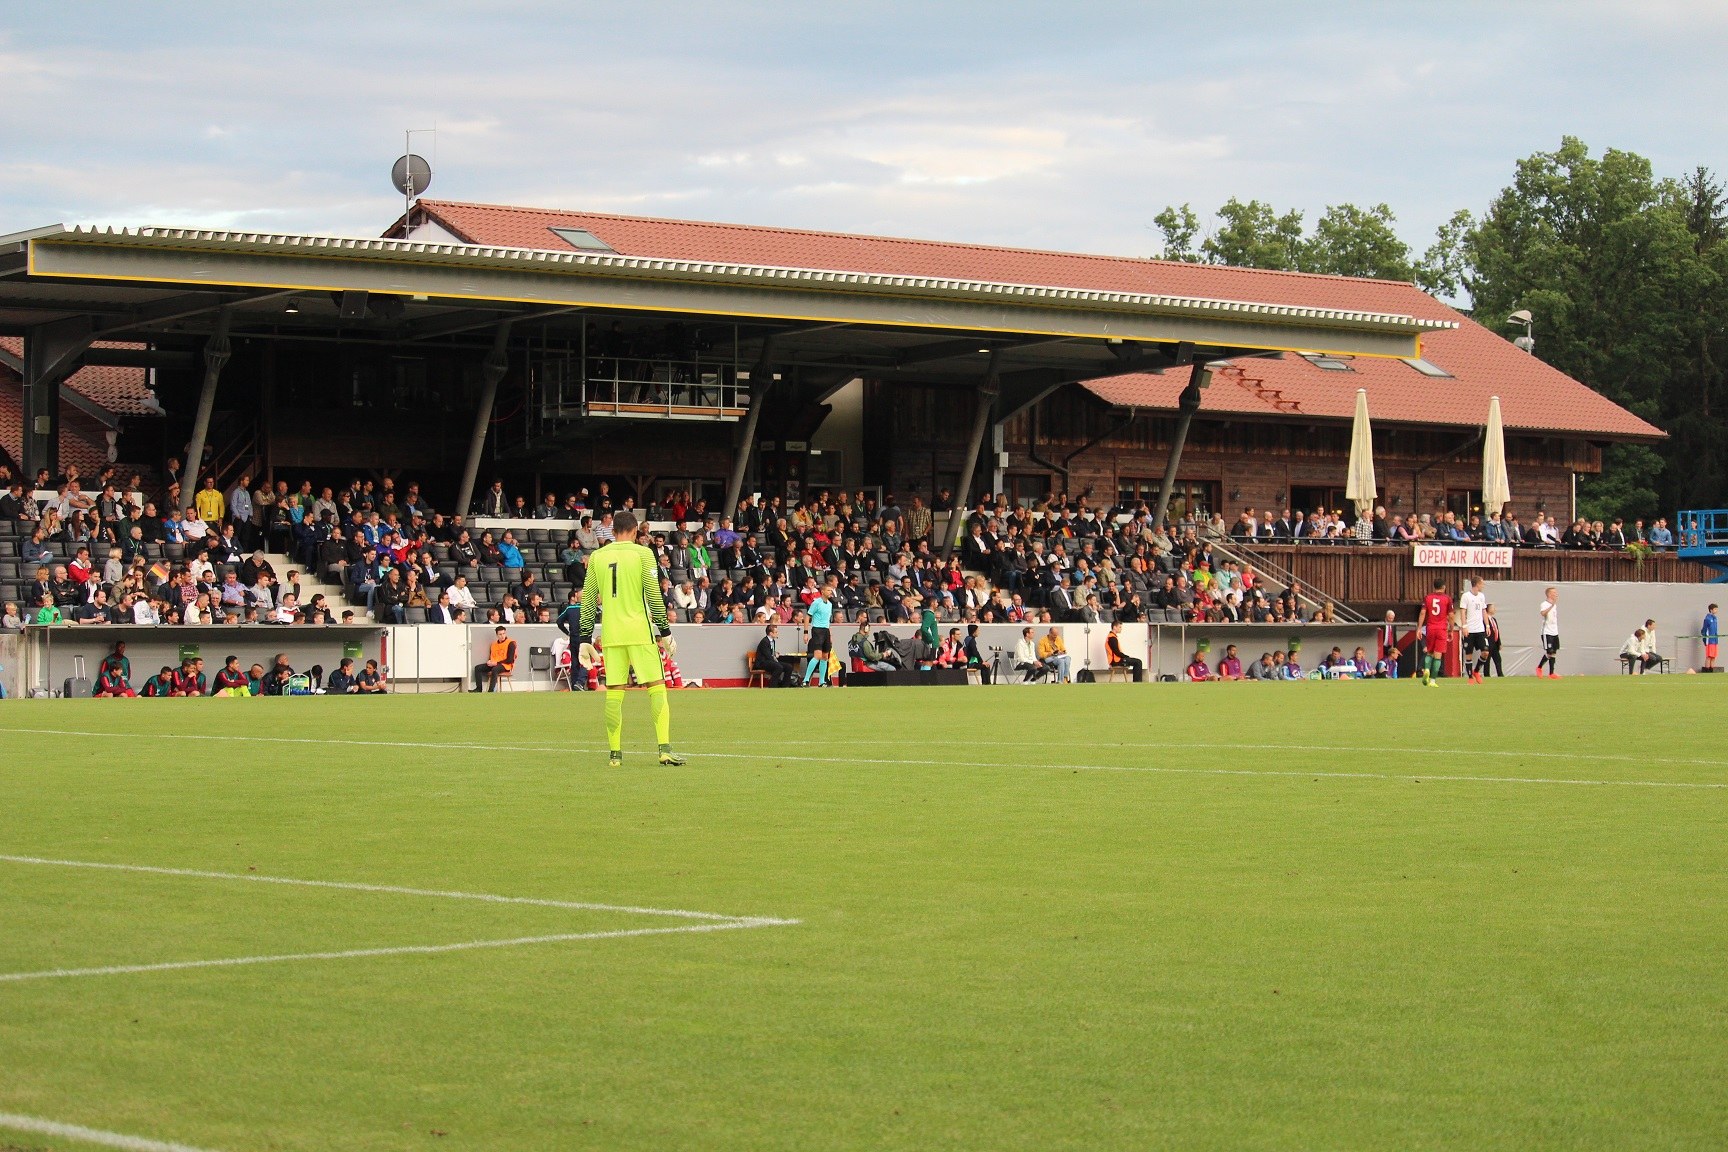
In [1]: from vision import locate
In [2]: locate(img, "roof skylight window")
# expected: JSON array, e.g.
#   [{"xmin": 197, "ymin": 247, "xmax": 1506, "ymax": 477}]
[
  {"xmin": 549, "ymin": 227, "xmax": 615, "ymax": 252},
  {"xmin": 1299, "ymin": 352, "xmax": 1355, "ymax": 372},
  {"xmin": 1403, "ymin": 357, "xmax": 1453, "ymax": 378}
]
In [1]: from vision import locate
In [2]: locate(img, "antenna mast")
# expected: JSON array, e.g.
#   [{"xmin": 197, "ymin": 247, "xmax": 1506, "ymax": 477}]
[{"xmin": 393, "ymin": 128, "xmax": 436, "ymax": 234}]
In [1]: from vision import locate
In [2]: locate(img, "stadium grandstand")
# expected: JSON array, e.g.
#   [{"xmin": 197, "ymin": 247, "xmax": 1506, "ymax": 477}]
[{"xmin": 0, "ymin": 204, "xmax": 1717, "ymax": 692}]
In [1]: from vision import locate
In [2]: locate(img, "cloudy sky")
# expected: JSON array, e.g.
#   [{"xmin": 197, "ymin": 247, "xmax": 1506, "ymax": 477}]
[{"xmin": 3, "ymin": 1, "xmax": 1725, "ymax": 266}]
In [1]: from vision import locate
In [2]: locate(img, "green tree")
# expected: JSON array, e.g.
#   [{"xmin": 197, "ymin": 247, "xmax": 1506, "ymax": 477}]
[
  {"xmin": 1201, "ymin": 198, "xmax": 1307, "ymax": 270},
  {"xmin": 1417, "ymin": 209, "xmax": 1473, "ymax": 299},
  {"xmin": 1304, "ymin": 203, "xmax": 1414, "ymax": 280},
  {"xmin": 1667, "ymin": 166, "xmax": 1728, "ymax": 508},
  {"xmin": 1463, "ymin": 137, "xmax": 1722, "ymax": 518},
  {"xmin": 1152, "ymin": 203, "xmax": 1202, "ymax": 263}
]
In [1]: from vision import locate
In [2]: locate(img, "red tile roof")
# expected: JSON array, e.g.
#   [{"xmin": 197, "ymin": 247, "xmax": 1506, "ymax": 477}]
[
  {"xmin": 0, "ymin": 337, "xmax": 158, "ymax": 417},
  {"xmin": 406, "ymin": 200, "xmax": 1660, "ymax": 441},
  {"xmin": 1083, "ymin": 316, "xmax": 1664, "ymax": 440},
  {"xmin": 0, "ymin": 379, "xmax": 114, "ymax": 477}
]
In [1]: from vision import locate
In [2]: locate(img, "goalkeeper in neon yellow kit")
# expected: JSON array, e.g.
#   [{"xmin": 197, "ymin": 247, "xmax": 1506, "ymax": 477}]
[{"xmin": 576, "ymin": 510, "xmax": 685, "ymax": 766}]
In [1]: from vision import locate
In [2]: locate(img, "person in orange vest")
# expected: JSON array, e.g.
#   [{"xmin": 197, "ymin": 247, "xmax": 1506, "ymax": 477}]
[{"xmin": 471, "ymin": 625, "xmax": 517, "ymax": 692}]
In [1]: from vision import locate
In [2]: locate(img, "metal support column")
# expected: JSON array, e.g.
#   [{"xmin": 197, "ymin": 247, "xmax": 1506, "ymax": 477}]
[
  {"xmin": 941, "ymin": 353, "xmax": 1002, "ymax": 563},
  {"xmin": 454, "ymin": 321, "xmax": 514, "ymax": 518},
  {"xmin": 722, "ymin": 338, "xmax": 776, "ymax": 519},
  {"xmin": 180, "ymin": 308, "xmax": 232, "ymax": 512},
  {"xmin": 20, "ymin": 316, "xmax": 96, "ymax": 481},
  {"xmin": 1151, "ymin": 361, "xmax": 1208, "ymax": 529}
]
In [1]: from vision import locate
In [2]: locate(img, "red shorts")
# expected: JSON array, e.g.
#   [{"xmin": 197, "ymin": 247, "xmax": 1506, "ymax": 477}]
[
  {"xmin": 1708, "ymin": 642, "xmax": 1720, "ymax": 660},
  {"xmin": 1424, "ymin": 629, "xmax": 1449, "ymax": 652}
]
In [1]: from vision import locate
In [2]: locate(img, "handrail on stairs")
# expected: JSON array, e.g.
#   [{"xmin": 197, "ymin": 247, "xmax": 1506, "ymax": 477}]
[{"xmin": 1205, "ymin": 533, "xmax": 1371, "ymax": 623}]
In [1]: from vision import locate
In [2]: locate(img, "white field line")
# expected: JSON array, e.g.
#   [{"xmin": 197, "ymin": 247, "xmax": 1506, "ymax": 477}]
[
  {"xmin": 0, "ymin": 854, "xmax": 787, "ymax": 923},
  {"xmin": 0, "ymin": 1111, "xmax": 222, "ymax": 1152},
  {"xmin": 0, "ymin": 856, "xmax": 797, "ymax": 985},
  {"xmin": 0, "ymin": 921, "xmax": 771, "ymax": 984},
  {"xmin": 0, "ymin": 726, "xmax": 1722, "ymax": 791}
]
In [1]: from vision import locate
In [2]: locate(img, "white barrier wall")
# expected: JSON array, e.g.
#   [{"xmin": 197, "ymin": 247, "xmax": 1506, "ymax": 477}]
[
  {"xmin": 456, "ymin": 621, "xmax": 1147, "ymax": 687},
  {"xmin": 1146, "ymin": 622, "xmax": 1381, "ymax": 679},
  {"xmin": 1483, "ymin": 580, "xmax": 1722, "ymax": 676},
  {"xmin": 11, "ymin": 624, "xmax": 388, "ymax": 696}
]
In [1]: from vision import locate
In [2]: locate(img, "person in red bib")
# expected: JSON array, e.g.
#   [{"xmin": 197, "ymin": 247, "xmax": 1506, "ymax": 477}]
[{"xmin": 1419, "ymin": 578, "xmax": 1453, "ymax": 686}]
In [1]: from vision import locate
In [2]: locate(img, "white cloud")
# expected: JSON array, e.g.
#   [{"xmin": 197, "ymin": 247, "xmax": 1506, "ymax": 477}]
[{"xmin": 2, "ymin": 1, "xmax": 1727, "ymax": 265}]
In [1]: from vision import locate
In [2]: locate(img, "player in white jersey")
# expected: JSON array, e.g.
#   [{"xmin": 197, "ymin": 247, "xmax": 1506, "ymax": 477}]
[
  {"xmin": 1459, "ymin": 576, "xmax": 1489, "ymax": 684},
  {"xmin": 1536, "ymin": 585, "xmax": 1561, "ymax": 678}
]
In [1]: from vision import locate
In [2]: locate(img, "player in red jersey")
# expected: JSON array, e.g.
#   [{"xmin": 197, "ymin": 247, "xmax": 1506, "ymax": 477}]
[{"xmin": 1419, "ymin": 577, "xmax": 1453, "ymax": 686}]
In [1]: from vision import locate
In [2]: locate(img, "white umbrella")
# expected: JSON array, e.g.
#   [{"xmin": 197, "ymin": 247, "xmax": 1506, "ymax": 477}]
[
  {"xmin": 1345, "ymin": 387, "xmax": 1377, "ymax": 520},
  {"xmin": 1481, "ymin": 395, "xmax": 1511, "ymax": 518}
]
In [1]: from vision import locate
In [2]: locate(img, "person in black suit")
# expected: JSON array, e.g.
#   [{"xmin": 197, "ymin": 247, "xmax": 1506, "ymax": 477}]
[{"xmin": 754, "ymin": 623, "xmax": 794, "ymax": 687}]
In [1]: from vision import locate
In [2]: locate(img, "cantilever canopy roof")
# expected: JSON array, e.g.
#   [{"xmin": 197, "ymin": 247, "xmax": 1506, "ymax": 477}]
[{"xmin": 0, "ymin": 221, "xmax": 1448, "ymax": 406}]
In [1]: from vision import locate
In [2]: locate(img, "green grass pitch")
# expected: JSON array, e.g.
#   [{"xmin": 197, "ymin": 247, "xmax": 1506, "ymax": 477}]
[{"xmin": 1, "ymin": 678, "xmax": 1724, "ymax": 1151}]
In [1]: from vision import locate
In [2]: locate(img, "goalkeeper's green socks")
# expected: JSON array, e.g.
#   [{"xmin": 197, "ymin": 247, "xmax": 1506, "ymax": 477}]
[
  {"xmin": 649, "ymin": 681, "xmax": 671, "ymax": 747},
  {"xmin": 604, "ymin": 688, "xmax": 624, "ymax": 753}
]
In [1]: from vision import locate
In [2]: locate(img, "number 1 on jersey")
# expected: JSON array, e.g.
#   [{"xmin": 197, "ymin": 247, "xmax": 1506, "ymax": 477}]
[{"xmin": 609, "ymin": 561, "xmax": 618, "ymax": 597}]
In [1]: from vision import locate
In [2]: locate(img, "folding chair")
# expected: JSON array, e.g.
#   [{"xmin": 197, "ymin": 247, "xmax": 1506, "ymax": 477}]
[{"xmin": 746, "ymin": 652, "xmax": 770, "ymax": 688}]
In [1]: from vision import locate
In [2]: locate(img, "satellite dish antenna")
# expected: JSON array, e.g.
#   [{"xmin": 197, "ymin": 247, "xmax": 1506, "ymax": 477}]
[
  {"xmin": 392, "ymin": 153, "xmax": 432, "ymax": 199},
  {"xmin": 393, "ymin": 129, "xmax": 436, "ymax": 230}
]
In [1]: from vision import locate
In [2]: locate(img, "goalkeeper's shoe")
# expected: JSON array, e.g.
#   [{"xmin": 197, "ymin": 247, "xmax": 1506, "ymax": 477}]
[
  {"xmin": 657, "ymin": 744, "xmax": 687, "ymax": 766},
  {"xmin": 607, "ymin": 751, "xmax": 624, "ymax": 767}
]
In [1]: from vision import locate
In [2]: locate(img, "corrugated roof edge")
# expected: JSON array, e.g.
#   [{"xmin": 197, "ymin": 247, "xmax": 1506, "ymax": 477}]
[
  {"xmin": 45, "ymin": 225, "xmax": 1454, "ymax": 335},
  {"xmin": 414, "ymin": 199, "xmax": 1435, "ymax": 293}
]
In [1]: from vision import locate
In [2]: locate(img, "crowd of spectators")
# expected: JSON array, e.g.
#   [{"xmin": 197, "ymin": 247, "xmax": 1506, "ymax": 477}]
[
  {"xmin": 1224, "ymin": 502, "xmax": 1684, "ymax": 551},
  {"xmin": 0, "ymin": 455, "xmax": 1686, "ymax": 641}
]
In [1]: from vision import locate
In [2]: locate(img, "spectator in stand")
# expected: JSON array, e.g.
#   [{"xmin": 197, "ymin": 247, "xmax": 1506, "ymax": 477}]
[
  {"xmin": 1649, "ymin": 518, "xmax": 1674, "ymax": 548},
  {"xmin": 194, "ymin": 476, "xmax": 225, "ymax": 526},
  {"xmin": 498, "ymin": 531, "xmax": 525, "ymax": 570}
]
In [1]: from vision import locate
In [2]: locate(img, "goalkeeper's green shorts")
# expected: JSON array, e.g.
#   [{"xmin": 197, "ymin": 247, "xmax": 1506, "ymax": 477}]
[{"xmin": 603, "ymin": 643, "xmax": 665, "ymax": 689}]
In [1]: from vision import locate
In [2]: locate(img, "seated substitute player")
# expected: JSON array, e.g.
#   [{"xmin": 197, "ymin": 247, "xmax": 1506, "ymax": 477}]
[{"xmin": 576, "ymin": 510, "xmax": 685, "ymax": 766}]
